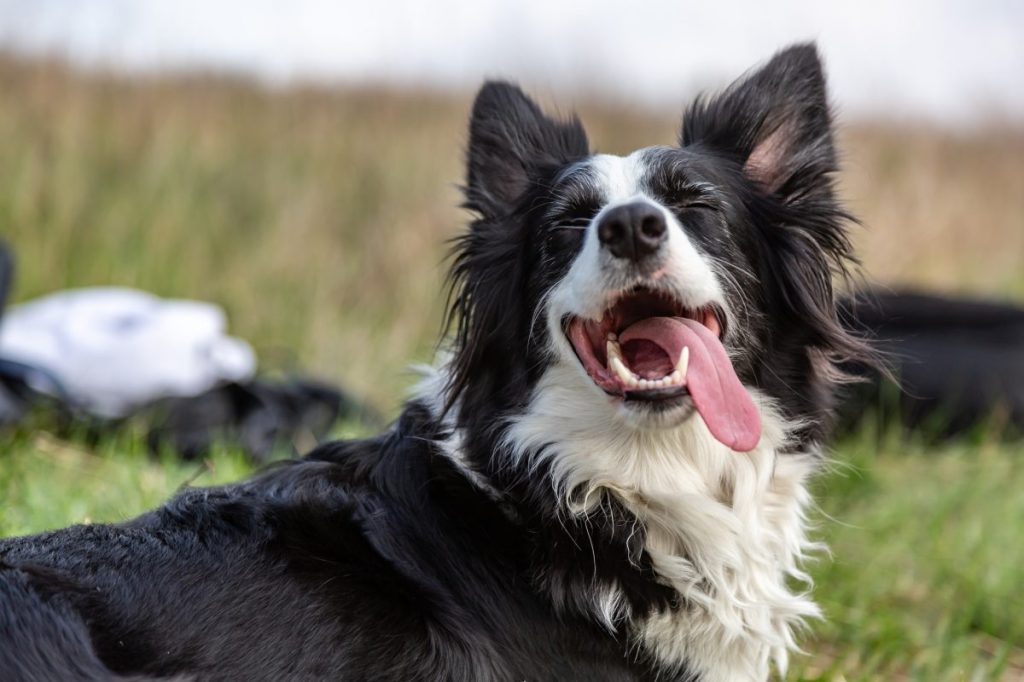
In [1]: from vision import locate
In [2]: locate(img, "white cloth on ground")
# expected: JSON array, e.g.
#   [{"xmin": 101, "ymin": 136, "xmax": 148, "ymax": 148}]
[{"xmin": 0, "ymin": 287, "xmax": 256, "ymax": 417}]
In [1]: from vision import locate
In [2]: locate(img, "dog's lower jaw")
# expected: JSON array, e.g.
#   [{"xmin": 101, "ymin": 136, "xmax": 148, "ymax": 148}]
[
  {"xmin": 612, "ymin": 393, "xmax": 699, "ymax": 430},
  {"xmin": 496, "ymin": 363, "xmax": 822, "ymax": 681}
]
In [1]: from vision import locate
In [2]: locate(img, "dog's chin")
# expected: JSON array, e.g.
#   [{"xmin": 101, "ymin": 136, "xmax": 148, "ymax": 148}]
[
  {"xmin": 571, "ymin": 371, "xmax": 699, "ymax": 430},
  {"xmin": 616, "ymin": 391, "xmax": 699, "ymax": 430}
]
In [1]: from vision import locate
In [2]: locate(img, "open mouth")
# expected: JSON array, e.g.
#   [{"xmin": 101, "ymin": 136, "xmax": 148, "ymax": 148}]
[{"xmin": 564, "ymin": 286, "xmax": 761, "ymax": 451}]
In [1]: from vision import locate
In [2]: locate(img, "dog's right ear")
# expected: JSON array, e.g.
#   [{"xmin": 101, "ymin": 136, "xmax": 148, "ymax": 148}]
[
  {"xmin": 681, "ymin": 44, "xmax": 836, "ymax": 204},
  {"xmin": 465, "ymin": 82, "xmax": 589, "ymax": 219}
]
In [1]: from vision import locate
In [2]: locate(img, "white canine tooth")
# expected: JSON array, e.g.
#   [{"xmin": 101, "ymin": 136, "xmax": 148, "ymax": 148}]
[
  {"xmin": 675, "ymin": 346, "xmax": 690, "ymax": 378},
  {"xmin": 609, "ymin": 355, "xmax": 636, "ymax": 385},
  {"xmin": 606, "ymin": 339, "xmax": 622, "ymax": 361}
]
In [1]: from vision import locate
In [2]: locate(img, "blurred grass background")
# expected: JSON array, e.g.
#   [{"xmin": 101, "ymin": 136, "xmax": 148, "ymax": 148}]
[{"xmin": 0, "ymin": 54, "xmax": 1022, "ymax": 680}]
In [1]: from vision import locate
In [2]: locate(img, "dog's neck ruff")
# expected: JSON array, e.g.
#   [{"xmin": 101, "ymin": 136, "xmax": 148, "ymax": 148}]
[{"xmin": 417, "ymin": 364, "xmax": 821, "ymax": 681}]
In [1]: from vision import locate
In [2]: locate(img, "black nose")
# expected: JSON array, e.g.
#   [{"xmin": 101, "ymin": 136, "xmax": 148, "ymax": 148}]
[{"xmin": 597, "ymin": 202, "xmax": 667, "ymax": 262}]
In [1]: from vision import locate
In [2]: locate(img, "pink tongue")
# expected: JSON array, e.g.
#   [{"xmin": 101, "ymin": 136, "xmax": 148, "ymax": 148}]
[{"xmin": 618, "ymin": 317, "xmax": 761, "ymax": 452}]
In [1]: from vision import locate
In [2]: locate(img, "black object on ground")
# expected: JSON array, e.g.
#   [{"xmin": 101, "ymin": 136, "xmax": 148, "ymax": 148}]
[
  {"xmin": 146, "ymin": 378, "xmax": 378, "ymax": 463},
  {"xmin": 839, "ymin": 290, "xmax": 1024, "ymax": 439},
  {"xmin": 0, "ymin": 242, "xmax": 67, "ymax": 426}
]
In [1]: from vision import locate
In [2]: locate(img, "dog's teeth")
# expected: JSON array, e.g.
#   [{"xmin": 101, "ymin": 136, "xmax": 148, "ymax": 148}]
[
  {"xmin": 606, "ymin": 338, "xmax": 623, "ymax": 361},
  {"xmin": 675, "ymin": 346, "xmax": 690, "ymax": 378},
  {"xmin": 607, "ymin": 338, "xmax": 641, "ymax": 389},
  {"xmin": 609, "ymin": 355, "xmax": 637, "ymax": 386},
  {"xmin": 638, "ymin": 379, "xmax": 651, "ymax": 389}
]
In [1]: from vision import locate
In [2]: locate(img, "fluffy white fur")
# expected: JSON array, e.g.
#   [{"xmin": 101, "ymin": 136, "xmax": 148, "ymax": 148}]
[{"xmin": 418, "ymin": 359, "xmax": 821, "ymax": 681}]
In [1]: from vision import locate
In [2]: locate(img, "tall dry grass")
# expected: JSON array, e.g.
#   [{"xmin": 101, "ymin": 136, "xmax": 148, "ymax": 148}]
[
  {"xmin": 1, "ymin": 55, "xmax": 1021, "ymax": 410},
  {"xmin": 842, "ymin": 125, "xmax": 1024, "ymax": 297}
]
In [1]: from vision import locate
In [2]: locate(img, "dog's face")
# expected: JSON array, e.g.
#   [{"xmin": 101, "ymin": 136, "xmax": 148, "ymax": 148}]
[
  {"xmin": 541, "ymin": 147, "xmax": 761, "ymax": 449},
  {"xmin": 448, "ymin": 45, "xmax": 865, "ymax": 450}
]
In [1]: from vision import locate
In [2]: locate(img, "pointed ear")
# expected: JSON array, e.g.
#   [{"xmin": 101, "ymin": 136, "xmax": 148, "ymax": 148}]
[
  {"xmin": 465, "ymin": 81, "xmax": 589, "ymax": 218},
  {"xmin": 681, "ymin": 44, "xmax": 836, "ymax": 201}
]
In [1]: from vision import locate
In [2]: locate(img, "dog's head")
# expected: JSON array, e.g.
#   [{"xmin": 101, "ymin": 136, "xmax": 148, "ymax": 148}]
[{"xmin": 446, "ymin": 44, "xmax": 867, "ymax": 451}]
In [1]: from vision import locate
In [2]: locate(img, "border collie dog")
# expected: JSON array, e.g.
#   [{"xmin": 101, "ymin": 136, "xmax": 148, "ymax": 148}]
[{"xmin": 0, "ymin": 44, "xmax": 868, "ymax": 681}]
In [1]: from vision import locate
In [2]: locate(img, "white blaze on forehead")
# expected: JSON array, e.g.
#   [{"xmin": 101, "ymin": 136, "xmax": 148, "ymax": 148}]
[{"xmin": 587, "ymin": 151, "xmax": 649, "ymax": 203}]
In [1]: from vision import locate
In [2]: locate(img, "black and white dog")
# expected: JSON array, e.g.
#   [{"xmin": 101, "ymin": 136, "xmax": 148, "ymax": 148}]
[{"xmin": 0, "ymin": 44, "xmax": 869, "ymax": 681}]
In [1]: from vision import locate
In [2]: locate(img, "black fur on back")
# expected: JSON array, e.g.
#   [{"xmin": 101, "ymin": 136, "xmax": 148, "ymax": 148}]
[{"xmin": 1, "ymin": 406, "xmax": 653, "ymax": 681}]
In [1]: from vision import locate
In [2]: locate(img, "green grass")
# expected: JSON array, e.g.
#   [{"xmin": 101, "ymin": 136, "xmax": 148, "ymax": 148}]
[
  {"xmin": 1, "ymin": 55, "xmax": 1023, "ymax": 680},
  {"xmin": 0, "ymin": 419, "xmax": 371, "ymax": 538},
  {"xmin": 0, "ymin": 429, "xmax": 251, "ymax": 537},
  {"xmin": 796, "ymin": 429, "xmax": 1024, "ymax": 680}
]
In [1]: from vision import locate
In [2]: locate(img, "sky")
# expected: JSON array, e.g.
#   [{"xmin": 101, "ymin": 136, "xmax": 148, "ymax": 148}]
[{"xmin": 0, "ymin": 0, "xmax": 1021, "ymax": 126}]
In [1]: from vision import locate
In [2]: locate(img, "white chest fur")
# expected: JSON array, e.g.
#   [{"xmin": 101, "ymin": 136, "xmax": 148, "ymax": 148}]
[{"xmin": 501, "ymin": 364, "xmax": 822, "ymax": 681}]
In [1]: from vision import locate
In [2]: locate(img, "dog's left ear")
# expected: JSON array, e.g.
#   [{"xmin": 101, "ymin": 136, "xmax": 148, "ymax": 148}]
[
  {"xmin": 681, "ymin": 43, "xmax": 836, "ymax": 201},
  {"xmin": 465, "ymin": 81, "xmax": 589, "ymax": 218}
]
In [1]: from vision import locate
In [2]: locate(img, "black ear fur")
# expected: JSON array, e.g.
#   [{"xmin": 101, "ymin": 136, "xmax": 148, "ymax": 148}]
[
  {"xmin": 684, "ymin": 44, "xmax": 880, "ymax": 442},
  {"xmin": 465, "ymin": 82, "xmax": 589, "ymax": 218},
  {"xmin": 681, "ymin": 43, "xmax": 835, "ymax": 203},
  {"xmin": 444, "ymin": 83, "xmax": 590, "ymax": 417}
]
